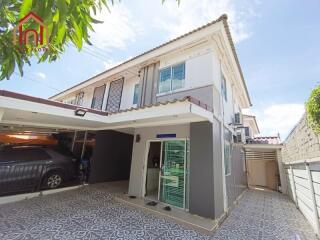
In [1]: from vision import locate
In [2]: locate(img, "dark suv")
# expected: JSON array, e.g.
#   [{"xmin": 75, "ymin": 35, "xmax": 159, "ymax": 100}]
[{"xmin": 0, "ymin": 145, "xmax": 79, "ymax": 196}]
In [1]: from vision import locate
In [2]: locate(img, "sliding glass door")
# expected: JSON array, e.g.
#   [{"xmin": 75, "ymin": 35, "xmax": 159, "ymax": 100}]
[{"xmin": 159, "ymin": 140, "xmax": 187, "ymax": 208}]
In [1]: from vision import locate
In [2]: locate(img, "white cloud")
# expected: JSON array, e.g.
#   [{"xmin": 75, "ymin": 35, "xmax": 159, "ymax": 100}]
[
  {"xmin": 35, "ymin": 72, "xmax": 46, "ymax": 80},
  {"xmin": 244, "ymin": 104, "xmax": 305, "ymax": 140},
  {"xmin": 153, "ymin": 0, "xmax": 256, "ymax": 43},
  {"xmin": 90, "ymin": 4, "xmax": 142, "ymax": 51}
]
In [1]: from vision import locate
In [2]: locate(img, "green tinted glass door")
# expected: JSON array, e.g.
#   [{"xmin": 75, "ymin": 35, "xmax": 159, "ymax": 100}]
[{"xmin": 159, "ymin": 140, "xmax": 186, "ymax": 208}]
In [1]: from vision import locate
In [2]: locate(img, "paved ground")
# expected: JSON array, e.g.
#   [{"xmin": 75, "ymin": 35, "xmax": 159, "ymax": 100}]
[{"xmin": 0, "ymin": 184, "xmax": 316, "ymax": 240}]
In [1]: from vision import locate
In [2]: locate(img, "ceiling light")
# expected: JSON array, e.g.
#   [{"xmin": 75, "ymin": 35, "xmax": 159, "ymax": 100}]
[{"xmin": 75, "ymin": 108, "xmax": 87, "ymax": 117}]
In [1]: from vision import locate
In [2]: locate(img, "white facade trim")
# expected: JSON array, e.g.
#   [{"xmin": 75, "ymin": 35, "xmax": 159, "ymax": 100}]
[{"xmin": 0, "ymin": 95, "xmax": 212, "ymax": 131}]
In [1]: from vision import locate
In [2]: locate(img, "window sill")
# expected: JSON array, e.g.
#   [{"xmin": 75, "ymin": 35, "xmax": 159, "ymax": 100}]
[
  {"xmin": 156, "ymin": 88, "xmax": 186, "ymax": 97},
  {"xmin": 156, "ymin": 83, "xmax": 213, "ymax": 97}
]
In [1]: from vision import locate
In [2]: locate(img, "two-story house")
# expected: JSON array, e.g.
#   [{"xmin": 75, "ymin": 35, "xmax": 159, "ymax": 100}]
[
  {"xmin": 0, "ymin": 14, "xmax": 251, "ymax": 221},
  {"xmin": 49, "ymin": 14, "xmax": 251, "ymax": 219}
]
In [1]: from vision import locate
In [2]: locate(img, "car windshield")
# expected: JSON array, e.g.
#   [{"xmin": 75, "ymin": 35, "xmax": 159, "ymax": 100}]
[{"xmin": 0, "ymin": 147, "xmax": 52, "ymax": 162}]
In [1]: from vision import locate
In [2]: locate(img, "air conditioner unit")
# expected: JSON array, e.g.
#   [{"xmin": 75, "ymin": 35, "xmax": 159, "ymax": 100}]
[{"xmin": 234, "ymin": 113, "xmax": 242, "ymax": 125}]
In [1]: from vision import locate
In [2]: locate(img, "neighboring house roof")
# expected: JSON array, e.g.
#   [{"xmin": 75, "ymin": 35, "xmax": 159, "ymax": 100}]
[
  {"xmin": 251, "ymin": 136, "xmax": 281, "ymax": 145},
  {"xmin": 49, "ymin": 14, "xmax": 251, "ymax": 107},
  {"xmin": 243, "ymin": 114, "xmax": 260, "ymax": 135}
]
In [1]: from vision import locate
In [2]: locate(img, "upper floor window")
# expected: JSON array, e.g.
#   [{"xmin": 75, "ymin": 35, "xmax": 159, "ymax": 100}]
[
  {"xmin": 91, "ymin": 85, "xmax": 106, "ymax": 110},
  {"xmin": 133, "ymin": 84, "xmax": 139, "ymax": 105},
  {"xmin": 75, "ymin": 92, "xmax": 84, "ymax": 106},
  {"xmin": 221, "ymin": 73, "xmax": 227, "ymax": 101},
  {"xmin": 158, "ymin": 63, "xmax": 185, "ymax": 94},
  {"xmin": 244, "ymin": 127, "xmax": 250, "ymax": 137}
]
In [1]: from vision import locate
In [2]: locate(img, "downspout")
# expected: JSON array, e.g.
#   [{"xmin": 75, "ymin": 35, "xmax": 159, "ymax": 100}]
[
  {"xmin": 71, "ymin": 131, "xmax": 77, "ymax": 152},
  {"xmin": 80, "ymin": 130, "xmax": 88, "ymax": 159},
  {"xmin": 219, "ymin": 60, "xmax": 228, "ymax": 212}
]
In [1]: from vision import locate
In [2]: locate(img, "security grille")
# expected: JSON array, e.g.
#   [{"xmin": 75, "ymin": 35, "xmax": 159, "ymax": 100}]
[
  {"xmin": 75, "ymin": 92, "xmax": 84, "ymax": 106},
  {"xmin": 91, "ymin": 85, "xmax": 105, "ymax": 110},
  {"xmin": 106, "ymin": 78, "xmax": 124, "ymax": 113}
]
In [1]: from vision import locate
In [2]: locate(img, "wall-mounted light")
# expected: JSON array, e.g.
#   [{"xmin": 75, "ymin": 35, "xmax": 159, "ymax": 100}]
[
  {"xmin": 75, "ymin": 108, "xmax": 87, "ymax": 117},
  {"xmin": 135, "ymin": 134, "xmax": 141, "ymax": 143}
]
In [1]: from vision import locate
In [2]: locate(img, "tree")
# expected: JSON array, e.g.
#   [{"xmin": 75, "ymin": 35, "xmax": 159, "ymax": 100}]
[
  {"xmin": 306, "ymin": 85, "xmax": 320, "ymax": 134},
  {"xmin": 0, "ymin": 0, "xmax": 180, "ymax": 81}
]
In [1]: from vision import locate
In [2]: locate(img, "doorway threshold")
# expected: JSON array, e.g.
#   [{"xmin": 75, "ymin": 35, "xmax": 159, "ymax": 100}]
[{"xmin": 116, "ymin": 194, "xmax": 218, "ymax": 235}]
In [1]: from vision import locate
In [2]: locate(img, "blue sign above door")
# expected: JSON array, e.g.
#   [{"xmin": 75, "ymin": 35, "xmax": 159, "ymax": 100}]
[{"xmin": 156, "ymin": 133, "xmax": 176, "ymax": 138}]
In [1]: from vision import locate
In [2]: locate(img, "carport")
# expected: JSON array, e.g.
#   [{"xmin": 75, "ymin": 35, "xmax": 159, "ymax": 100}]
[{"xmin": 0, "ymin": 90, "xmax": 213, "ymax": 193}]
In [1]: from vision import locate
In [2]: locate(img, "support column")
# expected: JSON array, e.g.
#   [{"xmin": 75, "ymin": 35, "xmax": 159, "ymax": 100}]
[
  {"xmin": 306, "ymin": 163, "xmax": 320, "ymax": 235},
  {"xmin": 71, "ymin": 131, "xmax": 77, "ymax": 152},
  {"xmin": 189, "ymin": 121, "xmax": 215, "ymax": 218},
  {"xmin": 81, "ymin": 131, "xmax": 88, "ymax": 159},
  {"xmin": 276, "ymin": 149, "xmax": 287, "ymax": 194}
]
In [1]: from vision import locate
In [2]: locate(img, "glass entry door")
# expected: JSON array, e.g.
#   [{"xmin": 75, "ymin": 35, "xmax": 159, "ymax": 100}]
[{"xmin": 159, "ymin": 140, "xmax": 186, "ymax": 208}]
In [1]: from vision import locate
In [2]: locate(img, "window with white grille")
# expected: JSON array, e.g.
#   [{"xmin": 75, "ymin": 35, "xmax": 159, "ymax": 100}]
[{"xmin": 91, "ymin": 85, "xmax": 106, "ymax": 110}]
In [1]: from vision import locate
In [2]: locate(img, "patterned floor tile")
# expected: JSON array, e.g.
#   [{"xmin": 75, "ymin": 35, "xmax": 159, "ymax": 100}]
[{"xmin": 0, "ymin": 184, "xmax": 316, "ymax": 240}]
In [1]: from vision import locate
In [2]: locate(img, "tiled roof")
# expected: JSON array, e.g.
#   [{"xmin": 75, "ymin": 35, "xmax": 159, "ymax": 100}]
[
  {"xmin": 250, "ymin": 136, "xmax": 281, "ymax": 145},
  {"xmin": 107, "ymin": 96, "xmax": 214, "ymax": 115}
]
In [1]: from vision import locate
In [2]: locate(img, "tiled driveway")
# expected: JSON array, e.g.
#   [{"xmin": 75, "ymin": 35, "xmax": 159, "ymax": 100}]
[{"xmin": 0, "ymin": 183, "xmax": 316, "ymax": 240}]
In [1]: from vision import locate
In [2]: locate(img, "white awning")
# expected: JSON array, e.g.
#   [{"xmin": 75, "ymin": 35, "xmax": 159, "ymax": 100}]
[{"xmin": 0, "ymin": 91, "xmax": 213, "ymax": 131}]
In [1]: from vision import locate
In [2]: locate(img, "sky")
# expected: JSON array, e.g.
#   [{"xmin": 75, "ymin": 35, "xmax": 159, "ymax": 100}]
[{"xmin": 1, "ymin": 0, "xmax": 319, "ymax": 139}]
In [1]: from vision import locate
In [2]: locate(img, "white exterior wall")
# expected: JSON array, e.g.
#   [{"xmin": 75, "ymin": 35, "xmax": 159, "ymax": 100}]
[
  {"xmin": 57, "ymin": 42, "xmax": 240, "ymax": 124},
  {"xmin": 120, "ymin": 76, "xmax": 140, "ymax": 110},
  {"xmin": 82, "ymin": 86, "xmax": 95, "ymax": 108},
  {"xmin": 59, "ymin": 75, "xmax": 140, "ymax": 111},
  {"xmin": 128, "ymin": 124, "xmax": 190, "ymax": 197},
  {"xmin": 159, "ymin": 44, "xmax": 219, "ymax": 94},
  {"xmin": 222, "ymin": 72, "xmax": 235, "ymax": 125}
]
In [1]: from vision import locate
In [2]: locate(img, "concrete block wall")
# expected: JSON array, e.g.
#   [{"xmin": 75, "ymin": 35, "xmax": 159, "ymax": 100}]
[
  {"xmin": 282, "ymin": 115, "xmax": 320, "ymax": 163},
  {"xmin": 282, "ymin": 114, "xmax": 320, "ymax": 235}
]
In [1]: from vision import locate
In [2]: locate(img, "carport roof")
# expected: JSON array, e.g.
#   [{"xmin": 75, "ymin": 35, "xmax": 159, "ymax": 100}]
[{"xmin": 0, "ymin": 90, "xmax": 213, "ymax": 131}]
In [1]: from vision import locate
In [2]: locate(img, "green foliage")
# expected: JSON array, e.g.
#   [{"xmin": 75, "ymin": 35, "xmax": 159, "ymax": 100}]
[
  {"xmin": 306, "ymin": 85, "xmax": 320, "ymax": 134},
  {"xmin": 0, "ymin": 0, "xmax": 112, "ymax": 80},
  {"xmin": 0, "ymin": 0, "xmax": 180, "ymax": 81}
]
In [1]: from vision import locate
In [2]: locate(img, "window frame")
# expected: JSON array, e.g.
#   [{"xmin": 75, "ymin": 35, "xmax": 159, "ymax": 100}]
[
  {"xmin": 133, "ymin": 83, "xmax": 139, "ymax": 105},
  {"xmin": 91, "ymin": 84, "xmax": 106, "ymax": 110},
  {"xmin": 158, "ymin": 62, "xmax": 185, "ymax": 94},
  {"xmin": 221, "ymin": 73, "xmax": 228, "ymax": 102},
  {"xmin": 244, "ymin": 127, "xmax": 250, "ymax": 137},
  {"xmin": 75, "ymin": 91, "xmax": 84, "ymax": 106}
]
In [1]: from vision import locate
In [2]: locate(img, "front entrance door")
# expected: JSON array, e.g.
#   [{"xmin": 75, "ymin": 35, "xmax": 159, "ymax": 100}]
[{"xmin": 159, "ymin": 140, "xmax": 187, "ymax": 208}]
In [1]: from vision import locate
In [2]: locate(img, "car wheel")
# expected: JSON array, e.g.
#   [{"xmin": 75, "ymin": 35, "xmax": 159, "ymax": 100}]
[{"xmin": 43, "ymin": 171, "xmax": 63, "ymax": 189}]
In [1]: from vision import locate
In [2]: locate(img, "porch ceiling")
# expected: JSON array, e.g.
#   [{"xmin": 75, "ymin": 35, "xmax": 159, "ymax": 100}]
[{"xmin": 0, "ymin": 90, "xmax": 213, "ymax": 131}]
